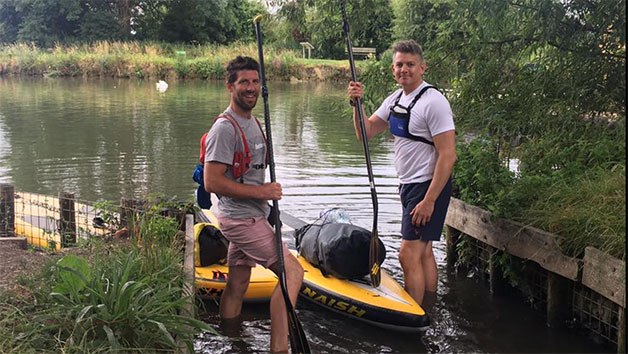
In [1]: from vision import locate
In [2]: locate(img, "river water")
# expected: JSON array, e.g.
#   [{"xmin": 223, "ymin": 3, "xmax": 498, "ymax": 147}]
[{"xmin": 0, "ymin": 77, "xmax": 610, "ymax": 353}]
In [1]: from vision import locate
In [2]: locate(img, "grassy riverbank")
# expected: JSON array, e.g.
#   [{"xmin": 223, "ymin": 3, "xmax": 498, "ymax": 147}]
[
  {"xmin": 0, "ymin": 199, "xmax": 210, "ymax": 353},
  {"xmin": 0, "ymin": 41, "xmax": 354, "ymax": 82}
]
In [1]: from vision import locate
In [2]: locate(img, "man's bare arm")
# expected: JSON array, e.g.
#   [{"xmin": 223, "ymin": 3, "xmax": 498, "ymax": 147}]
[
  {"xmin": 348, "ymin": 81, "xmax": 389, "ymax": 141},
  {"xmin": 204, "ymin": 161, "xmax": 281, "ymax": 201}
]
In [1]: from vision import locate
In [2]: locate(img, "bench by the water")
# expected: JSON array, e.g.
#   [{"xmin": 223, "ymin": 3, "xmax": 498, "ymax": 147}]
[
  {"xmin": 345, "ymin": 47, "xmax": 376, "ymax": 58},
  {"xmin": 299, "ymin": 42, "xmax": 314, "ymax": 59}
]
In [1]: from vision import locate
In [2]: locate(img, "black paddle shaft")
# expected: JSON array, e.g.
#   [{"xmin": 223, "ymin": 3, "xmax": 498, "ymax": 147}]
[
  {"xmin": 339, "ymin": 0, "xmax": 379, "ymax": 230},
  {"xmin": 254, "ymin": 15, "xmax": 311, "ymax": 354},
  {"xmin": 339, "ymin": 0, "xmax": 381, "ymax": 286}
]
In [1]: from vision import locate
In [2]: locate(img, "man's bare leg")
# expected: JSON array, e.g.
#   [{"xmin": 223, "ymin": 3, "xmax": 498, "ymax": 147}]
[
  {"xmin": 219, "ymin": 265, "xmax": 251, "ymax": 319},
  {"xmin": 399, "ymin": 239, "xmax": 429, "ymax": 305}
]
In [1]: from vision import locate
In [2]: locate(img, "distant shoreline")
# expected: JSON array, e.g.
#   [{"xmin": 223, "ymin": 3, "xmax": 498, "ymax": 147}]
[{"xmin": 0, "ymin": 41, "xmax": 359, "ymax": 82}]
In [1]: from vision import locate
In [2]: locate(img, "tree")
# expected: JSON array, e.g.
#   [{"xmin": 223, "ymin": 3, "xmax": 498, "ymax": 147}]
[
  {"xmin": 0, "ymin": 0, "xmax": 21, "ymax": 43},
  {"xmin": 13, "ymin": 0, "xmax": 83, "ymax": 45},
  {"xmin": 305, "ymin": 0, "xmax": 393, "ymax": 59},
  {"xmin": 391, "ymin": 0, "xmax": 452, "ymax": 48},
  {"xmin": 158, "ymin": 0, "xmax": 267, "ymax": 44},
  {"xmin": 79, "ymin": 0, "xmax": 128, "ymax": 41},
  {"xmin": 275, "ymin": 0, "xmax": 309, "ymax": 48},
  {"xmin": 0, "ymin": 0, "xmax": 134, "ymax": 44},
  {"xmin": 0, "ymin": 0, "xmax": 270, "ymax": 44}
]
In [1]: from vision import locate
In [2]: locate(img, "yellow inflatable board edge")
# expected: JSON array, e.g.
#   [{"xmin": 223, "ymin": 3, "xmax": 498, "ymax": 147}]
[{"xmin": 15, "ymin": 217, "xmax": 62, "ymax": 250}]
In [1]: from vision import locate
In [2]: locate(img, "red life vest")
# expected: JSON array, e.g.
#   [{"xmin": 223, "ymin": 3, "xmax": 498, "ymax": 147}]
[{"xmin": 199, "ymin": 113, "xmax": 267, "ymax": 182}]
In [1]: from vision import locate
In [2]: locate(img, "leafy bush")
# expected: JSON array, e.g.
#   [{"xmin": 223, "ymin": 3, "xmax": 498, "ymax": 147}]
[{"xmin": 452, "ymin": 137, "xmax": 515, "ymax": 215}]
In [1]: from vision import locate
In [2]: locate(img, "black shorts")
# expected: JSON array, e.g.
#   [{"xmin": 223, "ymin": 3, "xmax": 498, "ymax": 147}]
[{"xmin": 400, "ymin": 178, "xmax": 452, "ymax": 241}]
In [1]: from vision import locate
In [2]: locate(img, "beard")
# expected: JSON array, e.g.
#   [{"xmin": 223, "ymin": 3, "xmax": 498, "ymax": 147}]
[{"xmin": 234, "ymin": 91, "xmax": 258, "ymax": 112}]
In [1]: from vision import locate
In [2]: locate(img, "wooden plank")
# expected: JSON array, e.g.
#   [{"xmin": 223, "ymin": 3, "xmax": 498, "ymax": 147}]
[
  {"xmin": 176, "ymin": 214, "xmax": 196, "ymax": 354},
  {"xmin": 0, "ymin": 237, "xmax": 27, "ymax": 249},
  {"xmin": 582, "ymin": 246, "xmax": 626, "ymax": 308},
  {"xmin": 618, "ymin": 307, "xmax": 626, "ymax": 354},
  {"xmin": 445, "ymin": 197, "xmax": 580, "ymax": 280}
]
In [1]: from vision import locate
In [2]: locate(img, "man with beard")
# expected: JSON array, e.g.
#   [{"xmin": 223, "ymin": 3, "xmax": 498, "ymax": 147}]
[{"xmin": 203, "ymin": 56, "xmax": 304, "ymax": 353}]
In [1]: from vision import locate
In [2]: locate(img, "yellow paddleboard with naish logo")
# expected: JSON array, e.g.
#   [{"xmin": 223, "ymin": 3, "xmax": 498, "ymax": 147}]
[
  {"xmin": 296, "ymin": 250, "xmax": 429, "ymax": 332},
  {"xmin": 194, "ymin": 209, "xmax": 429, "ymax": 332}
]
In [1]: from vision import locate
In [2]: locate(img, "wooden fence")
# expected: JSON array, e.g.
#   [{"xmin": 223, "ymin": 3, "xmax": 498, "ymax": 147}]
[{"xmin": 445, "ymin": 197, "xmax": 626, "ymax": 352}]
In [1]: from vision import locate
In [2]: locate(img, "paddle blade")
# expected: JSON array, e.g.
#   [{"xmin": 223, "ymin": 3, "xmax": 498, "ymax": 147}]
[
  {"xmin": 287, "ymin": 309, "xmax": 311, "ymax": 354},
  {"xmin": 369, "ymin": 229, "xmax": 381, "ymax": 287}
]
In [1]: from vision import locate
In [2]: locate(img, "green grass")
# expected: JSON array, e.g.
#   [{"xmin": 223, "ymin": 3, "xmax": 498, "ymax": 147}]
[
  {"xmin": 522, "ymin": 166, "xmax": 626, "ymax": 259},
  {"xmin": 0, "ymin": 41, "xmax": 355, "ymax": 81},
  {"xmin": 296, "ymin": 58, "xmax": 347, "ymax": 66}
]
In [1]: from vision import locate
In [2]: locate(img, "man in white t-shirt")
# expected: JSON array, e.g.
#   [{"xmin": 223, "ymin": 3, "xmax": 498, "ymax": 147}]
[{"xmin": 347, "ymin": 40, "xmax": 456, "ymax": 307}]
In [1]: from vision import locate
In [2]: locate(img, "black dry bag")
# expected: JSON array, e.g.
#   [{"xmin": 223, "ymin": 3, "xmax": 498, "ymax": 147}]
[
  {"xmin": 295, "ymin": 222, "xmax": 386, "ymax": 279},
  {"xmin": 197, "ymin": 224, "xmax": 228, "ymax": 266}
]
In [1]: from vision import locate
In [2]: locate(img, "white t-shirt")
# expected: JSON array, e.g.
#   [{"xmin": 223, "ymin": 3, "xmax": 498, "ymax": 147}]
[{"xmin": 374, "ymin": 82, "xmax": 455, "ymax": 184}]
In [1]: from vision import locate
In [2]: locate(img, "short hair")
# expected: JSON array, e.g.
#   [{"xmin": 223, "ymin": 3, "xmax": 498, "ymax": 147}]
[
  {"xmin": 391, "ymin": 40, "xmax": 424, "ymax": 62},
  {"xmin": 225, "ymin": 56, "xmax": 260, "ymax": 84}
]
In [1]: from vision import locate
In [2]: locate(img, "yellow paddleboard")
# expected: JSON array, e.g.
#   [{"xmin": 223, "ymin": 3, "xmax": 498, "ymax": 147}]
[
  {"xmin": 194, "ymin": 209, "xmax": 429, "ymax": 331},
  {"xmin": 195, "ymin": 262, "xmax": 278, "ymax": 302},
  {"xmin": 194, "ymin": 209, "xmax": 278, "ymax": 302},
  {"xmin": 296, "ymin": 250, "xmax": 429, "ymax": 332}
]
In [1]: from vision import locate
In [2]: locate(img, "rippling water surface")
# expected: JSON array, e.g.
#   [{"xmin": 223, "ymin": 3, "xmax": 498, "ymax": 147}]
[{"xmin": 0, "ymin": 77, "xmax": 610, "ymax": 353}]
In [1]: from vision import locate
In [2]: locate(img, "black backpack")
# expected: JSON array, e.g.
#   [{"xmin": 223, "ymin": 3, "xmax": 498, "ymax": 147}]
[{"xmin": 196, "ymin": 223, "xmax": 229, "ymax": 266}]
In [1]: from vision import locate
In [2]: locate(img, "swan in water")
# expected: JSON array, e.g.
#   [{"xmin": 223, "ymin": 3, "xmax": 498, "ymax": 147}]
[{"xmin": 156, "ymin": 80, "xmax": 168, "ymax": 92}]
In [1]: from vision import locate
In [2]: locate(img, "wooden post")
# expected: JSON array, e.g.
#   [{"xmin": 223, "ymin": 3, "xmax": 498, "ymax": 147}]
[
  {"xmin": 488, "ymin": 248, "xmax": 507, "ymax": 295},
  {"xmin": 176, "ymin": 214, "xmax": 196, "ymax": 353},
  {"xmin": 618, "ymin": 306, "xmax": 626, "ymax": 354},
  {"xmin": 58, "ymin": 192, "xmax": 76, "ymax": 247},
  {"xmin": 120, "ymin": 197, "xmax": 139, "ymax": 228},
  {"xmin": 445, "ymin": 225, "xmax": 461, "ymax": 269},
  {"xmin": 0, "ymin": 184, "xmax": 15, "ymax": 237},
  {"xmin": 159, "ymin": 203, "xmax": 186, "ymax": 233},
  {"xmin": 546, "ymin": 272, "xmax": 570, "ymax": 328},
  {"xmin": 172, "ymin": 208, "xmax": 186, "ymax": 232}
]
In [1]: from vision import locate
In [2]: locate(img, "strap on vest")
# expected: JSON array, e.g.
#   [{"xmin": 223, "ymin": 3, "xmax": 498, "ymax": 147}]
[
  {"xmin": 215, "ymin": 114, "xmax": 249, "ymax": 183},
  {"xmin": 393, "ymin": 85, "xmax": 437, "ymax": 109},
  {"xmin": 391, "ymin": 85, "xmax": 438, "ymax": 146},
  {"xmin": 214, "ymin": 113, "xmax": 267, "ymax": 182}
]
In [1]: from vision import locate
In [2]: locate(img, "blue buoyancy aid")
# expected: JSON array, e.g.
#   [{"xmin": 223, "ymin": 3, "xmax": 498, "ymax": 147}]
[{"xmin": 389, "ymin": 85, "xmax": 438, "ymax": 145}]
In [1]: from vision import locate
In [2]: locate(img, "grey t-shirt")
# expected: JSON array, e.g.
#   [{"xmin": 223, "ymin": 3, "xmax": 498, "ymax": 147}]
[
  {"xmin": 204, "ymin": 106, "xmax": 269, "ymax": 219},
  {"xmin": 374, "ymin": 82, "xmax": 455, "ymax": 184}
]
